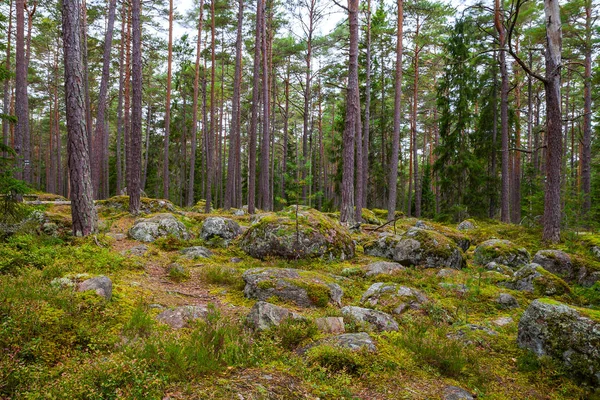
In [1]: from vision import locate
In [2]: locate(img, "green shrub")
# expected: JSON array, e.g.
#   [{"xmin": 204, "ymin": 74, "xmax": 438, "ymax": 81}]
[
  {"xmin": 394, "ymin": 323, "xmax": 477, "ymax": 378},
  {"xmin": 123, "ymin": 304, "xmax": 155, "ymax": 338},
  {"xmin": 168, "ymin": 264, "xmax": 189, "ymax": 282},
  {"xmin": 200, "ymin": 265, "xmax": 243, "ymax": 288},
  {"xmin": 307, "ymin": 345, "xmax": 365, "ymax": 375},
  {"xmin": 273, "ymin": 318, "xmax": 318, "ymax": 350},
  {"xmin": 154, "ymin": 235, "xmax": 188, "ymax": 251}
]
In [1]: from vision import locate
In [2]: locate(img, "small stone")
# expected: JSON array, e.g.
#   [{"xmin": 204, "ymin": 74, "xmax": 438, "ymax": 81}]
[
  {"xmin": 107, "ymin": 232, "xmax": 127, "ymax": 241},
  {"xmin": 592, "ymin": 246, "xmax": 600, "ymax": 260},
  {"xmin": 180, "ymin": 246, "xmax": 212, "ymax": 259},
  {"xmin": 415, "ymin": 220, "xmax": 432, "ymax": 230},
  {"xmin": 233, "ymin": 209, "xmax": 245, "ymax": 216},
  {"xmin": 122, "ymin": 244, "xmax": 149, "ymax": 257},
  {"xmin": 230, "ymin": 257, "xmax": 243, "ymax": 263},
  {"xmin": 443, "ymin": 385, "xmax": 474, "ymax": 400},
  {"xmin": 437, "ymin": 268, "xmax": 458, "ymax": 278},
  {"xmin": 341, "ymin": 306, "xmax": 399, "ymax": 331},
  {"xmin": 457, "ymin": 220, "xmax": 476, "ymax": 231},
  {"xmin": 493, "ymin": 316, "xmax": 513, "ymax": 327},
  {"xmin": 496, "ymin": 293, "xmax": 519, "ymax": 309},
  {"xmin": 77, "ymin": 276, "xmax": 113, "ymax": 300},
  {"xmin": 314, "ymin": 317, "xmax": 345, "ymax": 334},
  {"xmin": 484, "ymin": 262, "xmax": 514, "ymax": 276},
  {"xmin": 365, "ymin": 261, "xmax": 405, "ymax": 277},
  {"xmin": 156, "ymin": 305, "xmax": 208, "ymax": 329},
  {"xmin": 246, "ymin": 301, "xmax": 298, "ymax": 331},
  {"xmin": 438, "ymin": 282, "xmax": 469, "ymax": 294}
]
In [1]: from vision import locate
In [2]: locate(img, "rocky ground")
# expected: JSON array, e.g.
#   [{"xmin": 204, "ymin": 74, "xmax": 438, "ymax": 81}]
[{"xmin": 1, "ymin": 195, "xmax": 600, "ymax": 399}]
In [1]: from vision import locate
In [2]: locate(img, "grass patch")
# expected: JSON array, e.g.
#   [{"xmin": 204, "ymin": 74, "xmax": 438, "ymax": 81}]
[{"xmin": 200, "ymin": 265, "xmax": 243, "ymax": 289}]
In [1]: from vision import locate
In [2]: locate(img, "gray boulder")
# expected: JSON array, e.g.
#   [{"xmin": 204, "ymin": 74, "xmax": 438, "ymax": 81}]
[
  {"xmin": 361, "ymin": 282, "xmax": 428, "ymax": 315},
  {"xmin": 341, "ymin": 306, "xmax": 399, "ymax": 332},
  {"xmin": 363, "ymin": 233, "xmax": 402, "ymax": 259},
  {"xmin": 496, "ymin": 293, "xmax": 519, "ymax": 309},
  {"xmin": 128, "ymin": 213, "xmax": 189, "ymax": 242},
  {"xmin": 240, "ymin": 208, "xmax": 355, "ymax": 261},
  {"xmin": 315, "ymin": 317, "xmax": 345, "ymax": 334},
  {"xmin": 592, "ymin": 246, "xmax": 600, "ymax": 260},
  {"xmin": 457, "ymin": 220, "xmax": 476, "ymax": 231},
  {"xmin": 242, "ymin": 268, "xmax": 343, "ymax": 308},
  {"xmin": 502, "ymin": 263, "xmax": 570, "ymax": 296},
  {"xmin": 518, "ymin": 299, "xmax": 600, "ymax": 384},
  {"xmin": 77, "ymin": 276, "xmax": 112, "ymax": 300},
  {"xmin": 122, "ymin": 244, "xmax": 149, "ymax": 257},
  {"xmin": 156, "ymin": 305, "xmax": 208, "ymax": 329},
  {"xmin": 473, "ymin": 239, "xmax": 530, "ymax": 269},
  {"xmin": 180, "ymin": 246, "xmax": 213, "ymax": 259},
  {"xmin": 301, "ymin": 332, "xmax": 377, "ymax": 355},
  {"xmin": 534, "ymin": 249, "xmax": 599, "ymax": 287},
  {"xmin": 200, "ymin": 217, "xmax": 241, "ymax": 242},
  {"xmin": 443, "ymin": 386, "xmax": 474, "ymax": 400},
  {"xmin": 364, "ymin": 261, "xmax": 405, "ymax": 277},
  {"xmin": 484, "ymin": 261, "xmax": 514, "ymax": 276},
  {"xmin": 246, "ymin": 301, "xmax": 299, "ymax": 331}
]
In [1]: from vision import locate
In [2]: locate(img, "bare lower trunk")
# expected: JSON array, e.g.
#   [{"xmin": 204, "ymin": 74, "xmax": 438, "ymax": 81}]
[
  {"xmin": 15, "ymin": 0, "xmax": 29, "ymax": 182},
  {"xmin": 163, "ymin": 0, "xmax": 173, "ymax": 200},
  {"xmin": 387, "ymin": 0, "xmax": 403, "ymax": 221},
  {"xmin": 2, "ymin": 0, "xmax": 12, "ymax": 158},
  {"xmin": 495, "ymin": 0, "xmax": 509, "ymax": 223},
  {"xmin": 361, "ymin": 0, "xmax": 371, "ymax": 210},
  {"xmin": 581, "ymin": 0, "xmax": 592, "ymax": 215},
  {"xmin": 129, "ymin": 0, "xmax": 142, "ymax": 214},
  {"xmin": 62, "ymin": 0, "xmax": 98, "ymax": 236},
  {"xmin": 248, "ymin": 0, "xmax": 263, "ymax": 214},
  {"xmin": 116, "ymin": 1, "xmax": 125, "ymax": 195},
  {"xmin": 259, "ymin": 0, "xmax": 271, "ymax": 211}
]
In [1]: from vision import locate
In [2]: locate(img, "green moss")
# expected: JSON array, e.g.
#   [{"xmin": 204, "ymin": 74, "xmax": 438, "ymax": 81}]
[{"xmin": 532, "ymin": 266, "xmax": 571, "ymax": 297}]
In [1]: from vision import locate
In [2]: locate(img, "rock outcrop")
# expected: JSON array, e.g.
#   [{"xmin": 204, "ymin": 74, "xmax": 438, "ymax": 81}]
[{"xmin": 128, "ymin": 213, "xmax": 189, "ymax": 242}]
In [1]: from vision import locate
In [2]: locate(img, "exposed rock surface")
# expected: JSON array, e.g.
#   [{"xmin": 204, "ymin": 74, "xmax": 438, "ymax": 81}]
[
  {"xmin": 315, "ymin": 317, "xmax": 345, "ymax": 334},
  {"xmin": 128, "ymin": 213, "xmax": 189, "ymax": 242},
  {"xmin": 533, "ymin": 249, "xmax": 599, "ymax": 287},
  {"xmin": 442, "ymin": 386, "xmax": 474, "ymax": 400},
  {"xmin": 502, "ymin": 263, "xmax": 570, "ymax": 296},
  {"xmin": 156, "ymin": 305, "xmax": 208, "ymax": 329},
  {"xmin": 122, "ymin": 244, "xmax": 149, "ymax": 257},
  {"xmin": 518, "ymin": 299, "xmax": 600, "ymax": 384},
  {"xmin": 243, "ymin": 268, "xmax": 343, "ymax": 308},
  {"xmin": 97, "ymin": 196, "xmax": 176, "ymax": 215},
  {"xmin": 364, "ymin": 261, "xmax": 405, "ymax": 277},
  {"xmin": 496, "ymin": 293, "xmax": 519, "ymax": 309},
  {"xmin": 474, "ymin": 239, "xmax": 530, "ymax": 269},
  {"xmin": 457, "ymin": 220, "xmax": 476, "ymax": 231},
  {"xmin": 361, "ymin": 283, "xmax": 428, "ymax": 314},
  {"xmin": 180, "ymin": 246, "xmax": 213, "ymax": 259},
  {"xmin": 341, "ymin": 306, "xmax": 399, "ymax": 332},
  {"xmin": 365, "ymin": 228, "xmax": 465, "ymax": 269},
  {"xmin": 200, "ymin": 217, "xmax": 241, "ymax": 242},
  {"xmin": 77, "ymin": 276, "xmax": 112, "ymax": 300},
  {"xmin": 240, "ymin": 208, "xmax": 355, "ymax": 261},
  {"xmin": 301, "ymin": 332, "xmax": 377, "ymax": 354},
  {"xmin": 246, "ymin": 301, "xmax": 299, "ymax": 331}
]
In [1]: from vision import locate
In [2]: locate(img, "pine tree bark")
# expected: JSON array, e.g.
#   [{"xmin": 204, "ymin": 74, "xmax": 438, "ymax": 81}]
[
  {"xmin": 340, "ymin": 0, "xmax": 359, "ymax": 224},
  {"xmin": 80, "ymin": 0, "xmax": 92, "ymax": 166},
  {"xmin": 259, "ymin": 0, "xmax": 271, "ymax": 211},
  {"xmin": 163, "ymin": 0, "xmax": 173, "ymax": 200},
  {"xmin": 92, "ymin": 0, "xmax": 117, "ymax": 199},
  {"xmin": 205, "ymin": 0, "xmax": 217, "ymax": 213},
  {"xmin": 225, "ymin": 0, "xmax": 243, "ymax": 210},
  {"xmin": 116, "ymin": 1, "xmax": 126, "ymax": 195},
  {"xmin": 188, "ymin": 0, "xmax": 205, "ymax": 207},
  {"xmin": 362, "ymin": 0, "xmax": 372, "ymax": 210},
  {"xmin": 412, "ymin": 17, "xmax": 421, "ymax": 218},
  {"xmin": 15, "ymin": 0, "xmax": 29, "ymax": 182},
  {"xmin": 2, "ymin": 0, "xmax": 12, "ymax": 158},
  {"xmin": 61, "ymin": 0, "xmax": 98, "ymax": 236},
  {"xmin": 387, "ymin": 0, "xmax": 403, "ymax": 221},
  {"xmin": 129, "ymin": 0, "xmax": 142, "ymax": 214},
  {"xmin": 581, "ymin": 0, "xmax": 592, "ymax": 215},
  {"xmin": 248, "ymin": 0, "xmax": 263, "ymax": 214}
]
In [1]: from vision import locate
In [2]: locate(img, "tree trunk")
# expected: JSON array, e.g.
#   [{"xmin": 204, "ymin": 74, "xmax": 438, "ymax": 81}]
[
  {"xmin": 340, "ymin": 0, "xmax": 359, "ymax": 224},
  {"xmin": 248, "ymin": 0, "xmax": 263, "ymax": 214},
  {"xmin": 15, "ymin": 0, "xmax": 29, "ymax": 182},
  {"xmin": 489, "ymin": 51, "xmax": 498, "ymax": 218},
  {"xmin": 129, "ymin": 0, "xmax": 142, "ymax": 213},
  {"xmin": 412, "ymin": 18, "xmax": 421, "ymax": 218},
  {"xmin": 259, "ymin": 0, "xmax": 271, "ymax": 211},
  {"xmin": 61, "ymin": 0, "xmax": 98, "ymax": 236},
  {"xmin": 116, "ymin": 0, "xmax": 126, "ymax": 195},
  {"xmin": 80, "ymin": 0, "xmax": 92, "ymax": 166},
  {"xmin": 163, "ymin": 0, "xmax": 173, "ymax": 200},
  {"xmin": 387, "ymin": 0, "xmax": 403, "ymax": 221},
  {"xmin": 205, "ymin": 0, "xmax": 217, "ymax": 213},
  {"xmin": 124, "ymin": 3, "xmax": 132, "ymax": 195},
  {"xmin": 495, "ymin": 0, "xmax": 510, "ymax": 223},
  {"xmin": 581, "ymin": 0, "xmax": 592, "ymax": 215},
  {"xmin": 362, "ymin": 0, "xmax": 372, "ymax": 210},
  {"xmin": 511, "ymin": 52, "xmax": 521, "ymax": 224},
  {"xmin": 141, "ymin": 105, "xmax": 151, "ymax": 190},
  {"xmin": 188, "ymin": 0, "xmax": 205, "ymax": 207},
  {"xmin": 2, "ymin": 0, "xmax": 12, "ymax": 158},
  {"xmin": 92, "ymin": 0, "xmax": 117, "ymax": 199}
]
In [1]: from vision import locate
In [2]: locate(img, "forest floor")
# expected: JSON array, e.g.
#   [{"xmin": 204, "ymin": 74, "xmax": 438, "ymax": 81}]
[{"xmin": 1, "ymin": 195, "xmax": 600, "ymax": 399}]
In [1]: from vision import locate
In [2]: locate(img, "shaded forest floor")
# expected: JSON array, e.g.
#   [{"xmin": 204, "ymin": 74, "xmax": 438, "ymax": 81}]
[{"xmin": 1, "ymin": 195, "xmax": 600, "ymax": 399}]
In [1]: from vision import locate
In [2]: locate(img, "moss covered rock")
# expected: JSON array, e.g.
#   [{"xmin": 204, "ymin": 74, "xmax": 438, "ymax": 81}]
[
  {"xmin": 239, "ymin": 208, "xmax": 354, "ymax": 260},
  {"xmin": 533, "ymin": 250, "xmax": 600, "ymax": 287},
  {"xmin": 518, "ymin": 299, "xmax": 600, "ymax": 385},
  {"xmin": 242, "ymin": 268, "xmax": 343, "ymax": 308},
  {"xmin": 200, "ymin": 217, "xmax": 241, "ymax": 242},
  {"xmin": 97, "ymin": 196, "xmax": 177, "ymax": 216},
  {"xmin": 394, "ymin": 228, "xmax": 466, "ymax": 269},
  {"xmin": 363, "ymin": 233, "xmax": 402, "ymax": 259},
  {"xmin": 128, "ymin": 213, "xmax": 190, "ymax": 242},
  {"xmin": 502, "ymin": 263, "xmax": 571, "ymax": 296},
  {"xmin": 474, "ymin": 239, "xmax": 530, "ymax": 269},
  {"xmin": 361, "ymin": 282, "xmax": 428, "ymax": 315}
]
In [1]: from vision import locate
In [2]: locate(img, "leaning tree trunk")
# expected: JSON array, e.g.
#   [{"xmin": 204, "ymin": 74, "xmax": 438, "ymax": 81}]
[
  {"xmin": 129, "ymin": 0, "xmax": 142, "ymax": 214},
  {"xmin": 387, "ymin": 0, "xmax": 403, "ymax": 221},
  {"xmin": 340, "ymin": 0, "xmax": 359, "ymax": 224},
  {"xmin": 92, "ymin": 0, "xmax": 117, "ymax": 199},
  {"xmin": 61, "ymin": 0, "xmax": 98, "ymax": 236}
]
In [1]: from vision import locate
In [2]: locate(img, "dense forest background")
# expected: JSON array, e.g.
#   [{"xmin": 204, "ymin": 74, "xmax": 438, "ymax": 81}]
[{"xmin": 0, "ymin": 0, "xmax": 598, "ymax": 240}]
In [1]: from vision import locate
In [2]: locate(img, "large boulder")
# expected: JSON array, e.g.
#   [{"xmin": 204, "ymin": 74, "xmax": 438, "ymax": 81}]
[
  {"xmin": 533, "ymin": 250, "xmax": 599, "ymax": 287},
  {"xmin": 502, "ymin": 263, "xmax": 570, "ymax": 297},
  {"xmin": 364, "ymin": 261, "xmax": 406, "ymax": 277},
  {"xmin": 393, "ymin": 228, "xmax": 465, "ymax": 269},
  {"xmin": 246, "ymin": 301, "xmax": 300, "ymax": 331},
  {"xmin": 128, "ymin": 213, "xmax": 189, "ymax": 242},
  {"xmin": 361, "ymin": 282, "xmax": 428, "ymax": 315},
  {"xmin": 341, "ymin": 306, "xmax": 399, "ymax": 332},
  {"xmin": 240, "ymin": 208, "xmax": 354, "ymax": 261},
  {"xmin": 200, "ymin": 217, "xmax": 241, "ymax": 242},
  {"xmin": 363, "ymin": 233, "xmax": 402, "ymax": 259},
  {"xmin": 457, "ymin": 220, "xmax": 476, "ymax": 232},
  {"xmin": 443, "ymin": 386, "xmax": 474, "ymax": 400},
  {"xmin": 518, "ymin": 299, "xmax": 600, "ymax": 385},
  {"xmin": 473, "ymin": 239, "xmax": 530, "ymax": 269},
  {"xmin": 156, "ymin": 305, "xmax": 208, "ymax": 329},
  {"xmin": 242, "ymin": 268, "xmax": 343, "ymax": 308},
  {"xmin": 77, "ymin": 276, "xmax": 112, "ymax": 300}
]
